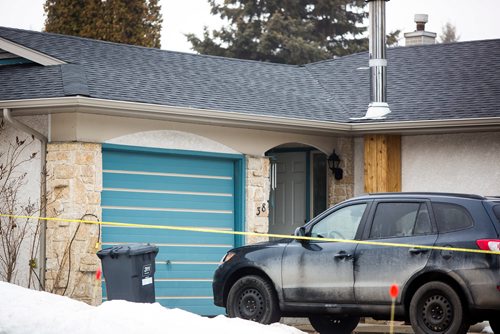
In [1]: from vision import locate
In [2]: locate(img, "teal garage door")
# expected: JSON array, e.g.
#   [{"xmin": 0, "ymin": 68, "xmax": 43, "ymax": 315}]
[{"xmin": 101, "ymin": 144, "xmax": 245, "ymax": 315}]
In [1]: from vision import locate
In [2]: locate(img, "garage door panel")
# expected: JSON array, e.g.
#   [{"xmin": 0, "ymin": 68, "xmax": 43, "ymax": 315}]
[
  {"xmin": 155, "ymin": 263, "xmax": 219, "ymax": 280},
  {"xmin": 104, "ymin": 150, "xmax": 234, "ymax": 178},
  {"xmin": 156, "ymin": 299, "xmax": 225, "ymax": 315},
  {"xmin": 101, "ymin": 227, "xmax": 234, "ymax": 245},
  {"xmin": 103, "ymin": 172, "xmax": 234, "ymax": 194},
  {"xmin": 154, "ymin": 246, "xmax": 231, "ymax": 262},
  {"xmin": 101, "ymin": 244, "xmax": 230, "ymax": 262},
  {"xmin": 102, "ymin": 209, "xmax": 233, "ymax": 228},
  {"xmin": 155, "ymin": 280, "xmax": 213, "ymax": 297},
  {"xmin": 102, "ymin": 190, "xmax": 234, "ymax": 212}
]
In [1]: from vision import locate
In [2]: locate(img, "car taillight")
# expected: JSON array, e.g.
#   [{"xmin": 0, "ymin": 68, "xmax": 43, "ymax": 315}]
[{"xmin": 476, "ymin": 239, "xmax": 500, "ymax": 252}]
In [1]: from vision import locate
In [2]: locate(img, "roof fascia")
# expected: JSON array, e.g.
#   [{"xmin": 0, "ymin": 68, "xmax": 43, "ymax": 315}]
[
  {"xmin": 0, "ymin": 36, "xmax": 66, "ymax": 66},
  {"xmin": 0, "ymin": 96, "xmax": 351, "ymax": 135},
  {"xmin": 350, "ymin": 118, "xmax": 500, "ymax": 134},
  {"xmin": 2, "ymin": 96, "xmax": 500, "ymax": 135}
]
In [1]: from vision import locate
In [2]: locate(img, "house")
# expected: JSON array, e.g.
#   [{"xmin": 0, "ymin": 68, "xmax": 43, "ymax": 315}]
[{"xmin": 1, "ymin": 23, "xmax": 499, "ymax": 315}]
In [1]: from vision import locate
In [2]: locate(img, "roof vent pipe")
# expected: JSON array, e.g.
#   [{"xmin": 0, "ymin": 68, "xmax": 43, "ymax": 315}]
[{"xmin": 355, "ymin": 0, "xmax": 391, "ymax": 120}]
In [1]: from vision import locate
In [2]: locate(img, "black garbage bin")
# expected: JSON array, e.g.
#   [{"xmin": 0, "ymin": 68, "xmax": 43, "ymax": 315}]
[{"xmin": 97, "ymin": 243, "xmax": 159, "ymax": 303}]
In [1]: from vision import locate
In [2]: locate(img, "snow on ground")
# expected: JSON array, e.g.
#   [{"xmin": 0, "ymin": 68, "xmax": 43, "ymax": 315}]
[{"xmin": 0, "ymin": 282, "xmax": 305, "ymax": 334}]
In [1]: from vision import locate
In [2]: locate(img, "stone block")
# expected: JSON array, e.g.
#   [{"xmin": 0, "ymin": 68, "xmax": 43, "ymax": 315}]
[
  {"xmin": 79, "ymin": 165, "xmax": 95, "ymax": 178},
  {"xmin": 87, "ymin": 192, "xmax": 100, "ymax": 205},
  {"xmin": 252, "ymin": 168, "xmax": 263, "ymax": 177},
  {"xmin": 246, "ymin": 157, "xmax": 262, "ymax": 171},
  {"xmin": 80, "ymin": 261, "xmax": 99, "ymax": 272},
  {"xmin": 55, "ymin": 165, "xmax": 76, "ymax": 179},
  {"xmin": 76, "ymin": 152, "xmax": 95, "ymax": 165},
  {"xmin": 47, "ymin": 151, "xmax": 71, "ymax": 162}
]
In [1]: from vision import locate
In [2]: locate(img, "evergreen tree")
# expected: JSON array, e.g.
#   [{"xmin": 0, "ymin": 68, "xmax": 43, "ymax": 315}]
[
  {"xmin": 439, "ymin": 22, "xmax": 460, "ymax": 43},
  {"xmin": 187, "ymin": 0, "xmax": 369, "ymax": 65},
  {"xmin": 44, "ymin": 0, "xmax": 163, "ymax": 48},
  {"xmin": 386, "ymin": 29, "xmax": 401, "ymax": 47}
]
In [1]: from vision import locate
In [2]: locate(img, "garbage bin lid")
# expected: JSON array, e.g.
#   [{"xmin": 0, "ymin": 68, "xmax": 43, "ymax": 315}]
[{"xmin": 97, "ymin": 243, "xmax": 159, "ymax": 259}]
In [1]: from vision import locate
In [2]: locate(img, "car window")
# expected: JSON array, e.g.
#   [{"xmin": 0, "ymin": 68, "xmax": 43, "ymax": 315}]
[
  {"xmin": 433, "ymin": 202, "xmax": 474, "ymax": 232},
  {"xmin": 369, "ymin": 202, "xmax": 431, "ymax": 239},
  {"xmin": 493, "ymin": 205, "xmax": 500, "ymax": 222},
  {"xmin": 310, "ymin": 203, "xmax": 367, "ymax": 240}
]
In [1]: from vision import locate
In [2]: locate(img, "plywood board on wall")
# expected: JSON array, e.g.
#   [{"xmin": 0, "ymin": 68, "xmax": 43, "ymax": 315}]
[{"xmin": 364, "ymin": 134, "xmax": 401, "ymax": 193}]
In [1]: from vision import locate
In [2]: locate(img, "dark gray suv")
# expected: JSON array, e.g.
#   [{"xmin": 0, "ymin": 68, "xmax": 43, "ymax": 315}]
[{"xmin": 213, "ymin": 193, "xmax": 500, "ymax": 334}]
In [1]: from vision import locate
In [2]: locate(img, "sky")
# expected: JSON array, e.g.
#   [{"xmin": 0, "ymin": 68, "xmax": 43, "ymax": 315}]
[
  {"xmin": 0, "ymin": 0, "xmax": 499, "ymax": 53},
  {"xmin": 0, "ymin": 281, "xmax": 305, "ymax": 334}
]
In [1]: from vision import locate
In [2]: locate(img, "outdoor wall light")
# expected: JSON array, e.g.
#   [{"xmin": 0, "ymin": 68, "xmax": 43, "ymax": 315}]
[{"xmin": 328, "ymin": 150, "xmax": 344, "ymax": 180}]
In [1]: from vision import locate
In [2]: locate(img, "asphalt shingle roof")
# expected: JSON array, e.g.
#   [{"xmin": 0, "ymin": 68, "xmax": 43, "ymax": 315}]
[{"xmin": 1, "ymin": 26, "xmax": 499, "ymax": 123}]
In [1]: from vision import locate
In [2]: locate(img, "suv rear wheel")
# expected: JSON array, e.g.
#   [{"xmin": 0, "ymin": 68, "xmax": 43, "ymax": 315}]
[
  {"xmin": 409, "ymin": 281, "xmax": 468, "ymax": 334},
  {"xmin": 308, "ymin": 315, "xmax": 360, "ymax": 334},
  {"xmin": 226, "ymin": 275, "xmax": 280, "ymax": 324}
]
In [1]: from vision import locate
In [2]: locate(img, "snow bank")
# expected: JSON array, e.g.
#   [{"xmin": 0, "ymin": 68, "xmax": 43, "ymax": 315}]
[{"xmin": 0, "ymin": 282, "xmax": 304, "ymax": 334}]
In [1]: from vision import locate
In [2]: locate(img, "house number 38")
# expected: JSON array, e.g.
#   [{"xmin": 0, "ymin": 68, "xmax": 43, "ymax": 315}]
[{"xmin": 256, "ymin": 203, "xmax": 267, "ymax": 216}]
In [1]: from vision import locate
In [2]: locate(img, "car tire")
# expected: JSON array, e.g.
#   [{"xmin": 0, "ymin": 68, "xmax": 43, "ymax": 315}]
[
  {"xmin": 409, "ymin": 281, "xmax": 468, "ymax": 334},
  {"xmin": 226, "ymin": 275, "xmax": 280, "ymax": 324},
  {"xmin": 490, "ymin": 317, "xmax": 500, "ymax": 333},
  {"xmin": 308, "ymin": 315, "xmax": 360, "ymax": 334}
]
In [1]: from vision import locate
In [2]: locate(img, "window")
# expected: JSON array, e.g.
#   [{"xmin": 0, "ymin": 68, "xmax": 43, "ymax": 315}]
[
  {"xmin": 369, "ymin": 202, "xmax": 432, "ymax": 239},
  {"xmin": 493, "ymin": 205, "xmax": 500, "ymax": 222},
  {"xmin": 433, "ymin": 202, "xmax": 473, "ymax": 232},
  {"xmin": 310, "ymin": 203, "xmax": 367, "ymax": 240}
]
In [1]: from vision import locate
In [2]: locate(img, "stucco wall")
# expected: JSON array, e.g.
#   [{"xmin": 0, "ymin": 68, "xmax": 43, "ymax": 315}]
[
  {"xmin": 0, "ymin": 115, "xmax": 47, "ymax": 288},
  {"xmin": 107, "ymin": 130, "xmax": 240, "ymax": 154},
  {"xmin": 402, "ymin": 132, "xmax": 500, "ymax": 195},
  {"xmin": 50, "ymin": 113, "xmax": 339, "ymax": 157}
]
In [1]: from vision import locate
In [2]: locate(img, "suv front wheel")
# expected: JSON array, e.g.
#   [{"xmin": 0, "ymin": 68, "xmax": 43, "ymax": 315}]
[
  {"xmin": 409, "ymin": 281, "xmax": 468, "ymax": 334},
  {"xmin": 226, "ymin": 275, "xmax": 281, "ymax": 324}
]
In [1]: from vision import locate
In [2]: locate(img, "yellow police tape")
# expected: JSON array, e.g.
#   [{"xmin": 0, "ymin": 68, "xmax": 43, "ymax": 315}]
[{"xmin": 1, "ymin": 213, "xmax": 500, "ymax": 255}]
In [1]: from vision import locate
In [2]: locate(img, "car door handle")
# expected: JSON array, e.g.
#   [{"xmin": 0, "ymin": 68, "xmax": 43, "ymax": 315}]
[
  {"xmin": 334, "ymin": 251, "xmax": 353, "ymax": 260},
  {"xmin": 409, "ymin": 248, "xmax": 429, "ymax": 255}
]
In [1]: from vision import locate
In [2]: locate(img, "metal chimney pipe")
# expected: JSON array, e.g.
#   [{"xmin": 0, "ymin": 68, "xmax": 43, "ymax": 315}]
[{"xmin": 365, "ymin": 0, "xmax": 391, "ymax": 119}]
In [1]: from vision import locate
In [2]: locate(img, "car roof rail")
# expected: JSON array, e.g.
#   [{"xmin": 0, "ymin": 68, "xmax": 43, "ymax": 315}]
[{"xmin": 367, "ymin": 192, "xmax": 485, "ymax": 200}]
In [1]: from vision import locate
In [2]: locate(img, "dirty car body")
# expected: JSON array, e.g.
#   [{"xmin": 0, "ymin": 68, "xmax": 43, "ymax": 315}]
[{"xmin": 213, "ymin": 193, "xmax": 500, "ymax": 334}]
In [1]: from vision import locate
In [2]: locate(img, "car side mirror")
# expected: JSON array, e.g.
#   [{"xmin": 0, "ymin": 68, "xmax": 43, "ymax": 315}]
[{"xmin": 294, "ymin": 226, "xmax": 308, "ymax": 243}]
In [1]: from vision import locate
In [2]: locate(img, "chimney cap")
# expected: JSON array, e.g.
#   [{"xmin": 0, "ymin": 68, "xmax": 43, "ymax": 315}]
[{"xmin": 414, "ymin": 14, "xmax": 428, "ymax": 24}]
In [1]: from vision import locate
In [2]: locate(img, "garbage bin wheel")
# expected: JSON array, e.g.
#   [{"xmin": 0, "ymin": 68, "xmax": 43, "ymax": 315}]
[{"xmin": 226, "ymin": 275, "xmax": 280, "ymax": 324}]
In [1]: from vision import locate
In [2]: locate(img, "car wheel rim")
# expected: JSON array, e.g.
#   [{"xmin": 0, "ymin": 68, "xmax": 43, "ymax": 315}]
[
  {"xmin": 238, "ymin": 288, "xmax": 264, "ymax": 321},
  {"xmin": 421, "ymin": 294, "xmax": 453, "ymax": 332}
]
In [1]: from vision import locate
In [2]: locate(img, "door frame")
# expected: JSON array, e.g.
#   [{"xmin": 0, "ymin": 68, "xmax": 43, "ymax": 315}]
[{"xmin": 267, "ymin": 146, "xmax": 327, "ymax": 226}]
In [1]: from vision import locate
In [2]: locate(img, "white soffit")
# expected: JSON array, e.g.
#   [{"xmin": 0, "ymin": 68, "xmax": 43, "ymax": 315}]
[{"xmin": 0, "ymin": 36, "xmax": 66, "ymax": 66}]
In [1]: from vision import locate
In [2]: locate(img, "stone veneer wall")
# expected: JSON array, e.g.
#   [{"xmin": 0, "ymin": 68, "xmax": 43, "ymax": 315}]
[
  {"xmin": 45, "ymin": 143, "xmax": 102, "ymax": 305},
  {"xmin": 328, "ymin": 137, "xmax": 355, "ymax": 206},
  {"xmin": 245, "ymin": 156, "xmax": 271, "ymax": 244}
]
